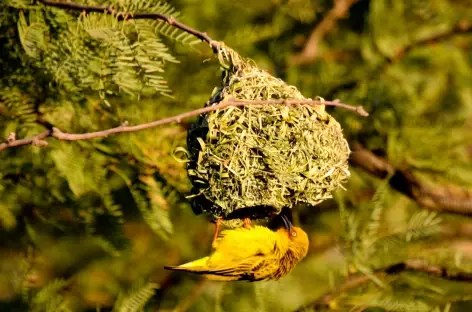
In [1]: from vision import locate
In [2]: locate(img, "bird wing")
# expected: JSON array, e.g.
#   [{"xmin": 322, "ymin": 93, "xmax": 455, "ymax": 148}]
[
  {"xmin": 212, "ymin": 225, "xmax": 281, "ymax": 261},
  {"xmin": 197, "ymin": 255, "xmax": 282, "ymax": 281},
  {"xmin": 199, "ymin": 226, "xmax": 286, "ymax": 280},
  {"xmin": 165, "ymin": 256, "xmax": 210, "ymax": 269},
  {"xmin": 165, "ymin": 226, "xmax": 288, "ymax": 281},
  {"xmin": 164, "ymin": 257, "xmax": 261, "ymax": 280}
]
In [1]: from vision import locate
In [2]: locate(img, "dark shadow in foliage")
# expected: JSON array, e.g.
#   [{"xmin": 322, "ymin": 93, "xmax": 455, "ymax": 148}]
[{"xmin": 0, "ymin": 299, "xmax": 28, "ymax": 312}]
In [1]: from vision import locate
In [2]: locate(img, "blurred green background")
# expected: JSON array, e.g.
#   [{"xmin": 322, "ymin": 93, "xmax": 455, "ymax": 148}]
[{"xmin": 1, "ymin": 0, "xmax": 472, "ymax": 311}]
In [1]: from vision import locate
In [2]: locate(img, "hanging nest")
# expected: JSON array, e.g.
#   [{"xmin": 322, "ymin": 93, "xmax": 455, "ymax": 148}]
[{"xmin": 184, "ymin": 45, "xmax": 350, "ymax": 222}]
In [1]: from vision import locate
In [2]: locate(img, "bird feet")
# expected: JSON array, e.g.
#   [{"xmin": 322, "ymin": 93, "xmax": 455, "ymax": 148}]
[
  {"xmin": 212, "ymin": 217, "xmax": 223, "ymax": 247},
  {"xmin": 243, "ymin": 217, "xmax": 252, "ymax": 229},
  {"xmin": 212, "ymin": 217, "xmax": 251, "ymax": 248}
]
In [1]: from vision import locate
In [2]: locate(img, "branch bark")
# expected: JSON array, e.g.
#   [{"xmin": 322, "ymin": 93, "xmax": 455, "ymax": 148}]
[
  {"xmin": 290, "ymin": 0, "xmax": 358, "ymax": 65},
  {"xmin": 0, "ymin": 98, "xmax": 367, "ymax": 151},
  {"xmin": 350, "ymin": 143, "xmax": 472, "ymax": 215},
  {"xmin": 296, "ymin": 259, "xmax": 472, "ymax": 311},
  {"xmin": 390, "ymin": 20, "xmax": 472, "ymax": 62},
  {"xmin": 36, "ymin": 0, "xmax": 219, "ymax": 50}
]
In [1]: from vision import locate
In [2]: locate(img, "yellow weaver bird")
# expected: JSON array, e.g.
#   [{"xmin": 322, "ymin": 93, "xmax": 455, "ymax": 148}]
[{"xmin": 164, "ymin": 215, "xmax": 309, "ymax": 281}]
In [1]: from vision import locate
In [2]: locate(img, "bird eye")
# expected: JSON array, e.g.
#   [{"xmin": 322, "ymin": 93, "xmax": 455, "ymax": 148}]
[{"xmin": 291, "ymin": 231, "xmax": 297, "ymax": 237}]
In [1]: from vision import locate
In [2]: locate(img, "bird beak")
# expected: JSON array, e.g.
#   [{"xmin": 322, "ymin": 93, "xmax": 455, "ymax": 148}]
[{"xmin": 281, "ymin": 215, "xmax": 293, "ymax": 232}]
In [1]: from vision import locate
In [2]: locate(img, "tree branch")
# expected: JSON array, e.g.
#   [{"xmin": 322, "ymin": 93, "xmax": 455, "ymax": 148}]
[
  {"xmin": 390, "ymin": 20, "xmax": 472, "ymax": 62},
  {"xmin": 0, "ymin": 98, "xmax": 367, "ymax": 151},
  {"xmin": 0, "ymin": 130, "xmax": 51, "ymax": 150},
  {"xmin": 172, "ymin": 278, "xmax": 208, "ymax": 312},
  {"xmin": 36, "ymin": 0, "xmax": 219, "ymax": 50},
  {"xmin": 290, "ymin": 0, "xmax": 358, "ymax": 65},
  {"xmin": 296, "ymin": 259, "xmax": 472, "ymax": 311},
  {"xmin": 350, "ymin": 143, "xmax": 472, "ymax": 215}
]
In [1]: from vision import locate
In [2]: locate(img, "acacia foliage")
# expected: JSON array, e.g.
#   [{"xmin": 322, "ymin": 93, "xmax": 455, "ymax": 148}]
[{"xmin": 1, "ymin": 0, "xmax": 472, "ymax": 311}]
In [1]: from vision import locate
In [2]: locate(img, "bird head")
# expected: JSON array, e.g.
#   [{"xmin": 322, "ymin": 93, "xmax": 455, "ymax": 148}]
[{"xmin": 280, "ymin": 215, "xmax": 309, "ymax": 259}]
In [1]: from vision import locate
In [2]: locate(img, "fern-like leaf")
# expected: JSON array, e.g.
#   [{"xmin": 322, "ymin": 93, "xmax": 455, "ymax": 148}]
[
  {"xmin": 130, "ymin": 176, "xmax": 173, "ymax": 241},
  {"xmin": 124, "ymin": 1, "xmax": 200, "ymax": 45},
  {"xmin": 17, "ymin": 11, "xmax": 47, "ymax": 57},
  {"xmin": 113, "ymin": 282, "xmax": 157, "ymax": 312},
  {"xmin": 0, "ymin": 88, "xmax": 36, "ymax": 125},
  {"xmin": 348, "ymin": 292, "xmax": 433, "ymax": 312},
  {"xmin": 30, "ymin": 279, "xmax": 69, "ymax": 312},
  {"xmin": 361, "ymin": 180, "xmax": 389, "ymax": 250},
  {"xmin": 405, "ymin": 210, "xmax": 441, "ymax": 242}
]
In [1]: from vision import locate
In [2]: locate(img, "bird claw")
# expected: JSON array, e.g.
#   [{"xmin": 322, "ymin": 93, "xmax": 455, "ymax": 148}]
[
  {"xmin": 243, "ymin": 217, "xmax": 252, "ymax": 229},
  {"xmin": 212, "ymin": 217, "xmax": 223, "ymax": 247}
]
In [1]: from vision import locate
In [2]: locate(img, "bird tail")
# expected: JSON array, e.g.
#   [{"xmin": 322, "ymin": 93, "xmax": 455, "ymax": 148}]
[
  {"xmin": 164, "ymin": 257, "xmax": 239, "ymax": 281},
  {"xmin": 164, "ymin": 256, "xmax": 210, "ymax": 273}
]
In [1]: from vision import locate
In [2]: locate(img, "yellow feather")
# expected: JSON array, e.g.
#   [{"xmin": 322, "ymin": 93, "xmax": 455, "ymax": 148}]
[
  {"xmin": 178, "ymin": 257, "xmax": 210, "ymax": 268},
  {"xmin": 164, "ymin": 225, "xmax": 309, "ymax": 281}
]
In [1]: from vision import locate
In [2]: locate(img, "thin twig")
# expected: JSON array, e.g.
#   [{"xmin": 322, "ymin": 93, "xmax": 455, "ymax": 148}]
[
  {"xmin": 390, "ymin": 20, "xmax": 472, "ymax": 62},
  {"xmin": 172, "ymin": 278, "xmax": 208, "ymax": 312},
  {"xmin": 350, "ymin": 143, "xmax": 472, "ymax": 215},
  {"xmin": 36, "ymin": 0, "xmax": 219, "ymax": 50},
  {"xmin": 0, "ymin": 98, "xmax": 367, "ymax": 151},
  {"xmin": 0, "ymin": 130, "xmax": 51, "ymax": 151},
  {"xmin": 291, "ymin": 0, "xmax": 358, "ymax": 65},
  {"xmin": 323, "ymin": 20, "xmax": 472, "ymax": 99},
  {"xmin": 295, "ymin": 259, "xmax": 472, "ymax": 311},
  {"xmin": 297, "ymin": 274, "xmax": 374, "ymax": 311}
]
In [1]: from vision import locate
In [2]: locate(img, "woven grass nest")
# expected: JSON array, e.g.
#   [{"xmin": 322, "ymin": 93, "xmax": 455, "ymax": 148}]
[{"xmin": 185, "ymin": 45, "xmax": 350, "ymax": 222}]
